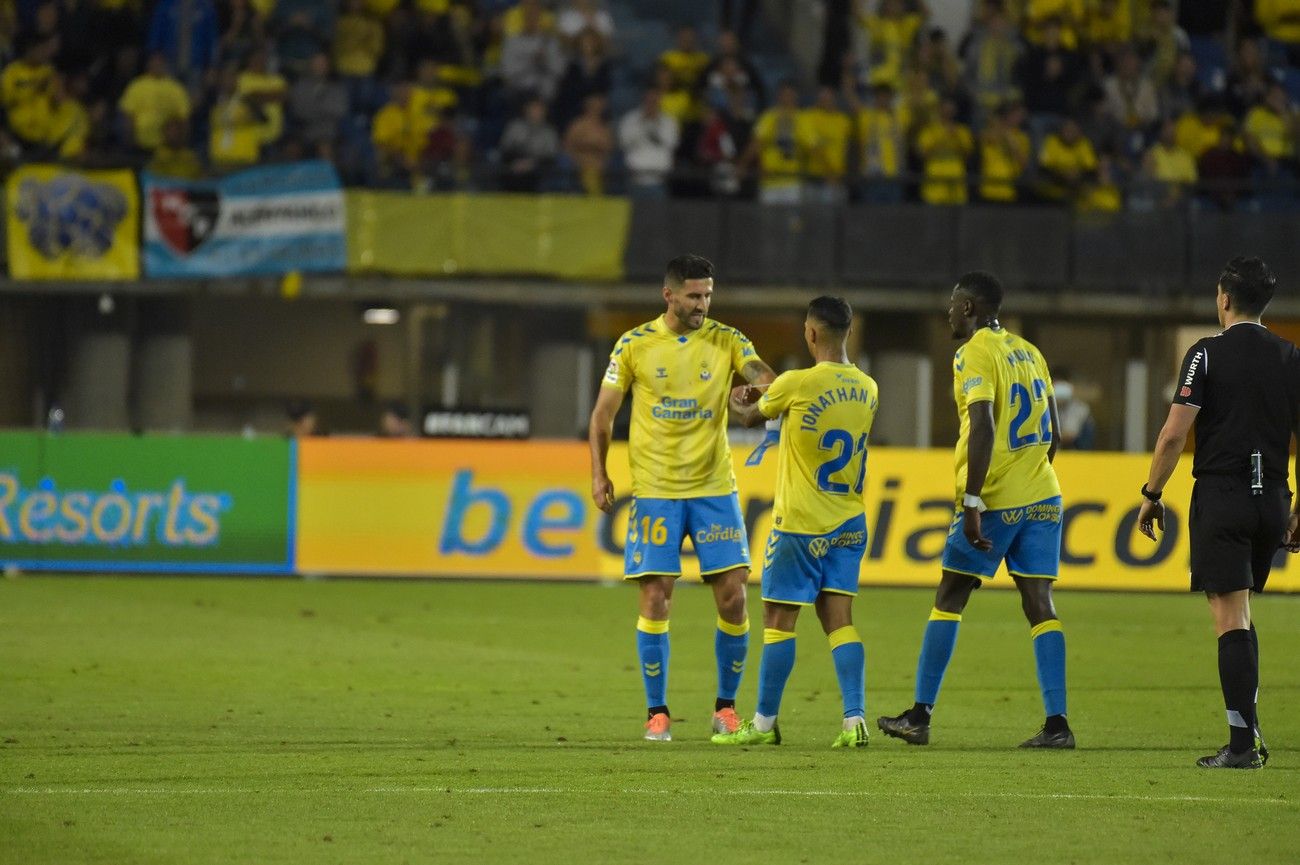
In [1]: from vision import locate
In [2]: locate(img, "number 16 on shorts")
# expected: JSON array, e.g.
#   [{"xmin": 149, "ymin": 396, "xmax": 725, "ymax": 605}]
[{"xmin": 623, "ymin": 495, "xmax": 751, "ymax": 580}]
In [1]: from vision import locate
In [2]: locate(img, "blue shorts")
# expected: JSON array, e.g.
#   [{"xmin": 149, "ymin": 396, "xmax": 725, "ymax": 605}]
[
  {"xmin": 940, "ymin": 496, "xmax": 1062, "ymax": 580},
  {"xmin": 623, "ymin": 494, "xmax": 750, "ymax": 580},
  {"xmin": 761, "ymin": 514, "xmax": 867, "ymax": 605}
]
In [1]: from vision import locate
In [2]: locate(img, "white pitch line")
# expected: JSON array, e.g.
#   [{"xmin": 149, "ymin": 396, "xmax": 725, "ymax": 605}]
[{"xmin": 4, "ymin": 786, "xmax": 1294, "ymax": 807}]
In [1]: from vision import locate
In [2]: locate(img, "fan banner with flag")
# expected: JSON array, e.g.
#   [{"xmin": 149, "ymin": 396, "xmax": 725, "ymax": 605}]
[{"xmin": 142, "ymin": 161, "xmax": 346, "ymax": 277}]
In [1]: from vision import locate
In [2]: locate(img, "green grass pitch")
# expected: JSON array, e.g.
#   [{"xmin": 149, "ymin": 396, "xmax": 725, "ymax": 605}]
[{"xmin": 2, "ymin": 575, "xmax": 1299, "ymax": 864}]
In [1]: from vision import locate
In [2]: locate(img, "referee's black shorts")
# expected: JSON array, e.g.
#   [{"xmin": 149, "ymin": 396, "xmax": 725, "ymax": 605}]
[{"xmin": 1189, "ymin": 476, "xmax": 1292, "ymax": 593}]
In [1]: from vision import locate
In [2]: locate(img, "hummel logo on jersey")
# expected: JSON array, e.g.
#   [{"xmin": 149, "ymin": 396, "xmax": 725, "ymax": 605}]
[{"xmin": 656, "ymin": 367, "xmax": 668, "ymax": 379}]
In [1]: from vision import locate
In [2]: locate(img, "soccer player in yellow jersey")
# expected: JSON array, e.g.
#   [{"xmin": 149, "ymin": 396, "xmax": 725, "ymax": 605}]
[
  {"xmin": 878, "ymin": 271, "xmax": 1075, "ymax": 749},
  {"xmin": 711, "ymin": 297, "xmax": 878, "ymax": 748},
  {"xmin": 589, "ymin": 255, "xmax": 776, "ymax": 742}
]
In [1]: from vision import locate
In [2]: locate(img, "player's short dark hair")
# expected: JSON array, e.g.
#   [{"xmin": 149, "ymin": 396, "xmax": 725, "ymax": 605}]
[
  {"xmin": 955, "ymin": 271, "xmax": 1003, "ymax": 311},
  {"xmin": 807, "ymin": 296, "xmax": 852, "ymax": 333},
  {"xmin": 665, "ymin": 254, "xmax": 714, "ymax": 286},
  {"xmin": 1219, "ymin": 256, "xmax": 1277, "ymax": 316}
]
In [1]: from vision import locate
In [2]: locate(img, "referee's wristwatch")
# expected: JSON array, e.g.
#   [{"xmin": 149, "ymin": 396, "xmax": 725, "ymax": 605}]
[{"xmin": 1140, "ymin": 484, "xmax": 1162, "ymax": 503}]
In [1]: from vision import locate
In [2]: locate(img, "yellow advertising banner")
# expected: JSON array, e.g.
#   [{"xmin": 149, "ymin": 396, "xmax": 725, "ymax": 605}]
[
  {"xmin": 346, "ymin": 191, "xmax": 629, "ymax": 280},
  {"xmin": 295, "ymin": 439, "xmax": 1300, "ymax": 592},
  {"xmin": 6, "ymin": 165, "xmax": 140, "ymax": 279}
]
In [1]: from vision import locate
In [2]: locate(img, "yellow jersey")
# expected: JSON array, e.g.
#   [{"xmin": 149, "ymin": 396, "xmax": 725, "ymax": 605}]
[
  {"xmin": 802, "ymin": 107, "xmax": 852, "ymax": 179},
  {"xmin": 602, "ymin": 316, "xmax": 761, "ymax": 499},
  {"xmin": 952, "ymin": 326, "xmax": 1060, "ymax": 509},
  {"xmin": 758, "ymin": 362, "xmax": 879, "ymax": 535},
  {"xmin": 1245, "ymin": 106, "xmax": 1295, "ymax": 159},
  {"xmin": 754, "ymin": 108, "xmax": 813, "ymax": 187}
]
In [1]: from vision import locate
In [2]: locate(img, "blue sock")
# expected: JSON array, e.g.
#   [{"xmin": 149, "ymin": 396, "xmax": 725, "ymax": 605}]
[
  {"xmin": 714, "ymin": 616, "xmax": 749, "ymax": 702},
  {"xmin": 636, "ymin": 616, "xmax": 670, "ymax": 709},
  {"xmin": 1031, "ymin": 619, "xmax": 1067, "ymax": 717},
  {"xmin": 828, "ymin": 625, "xmax": 865, "ymax": 718},
  {"xmin": 915, "ymin": 608, "xmax": 961, "ymax": 708},
  {"xmin": 756, "ymin": 629, "xmax": 796, "ymax": 718}
]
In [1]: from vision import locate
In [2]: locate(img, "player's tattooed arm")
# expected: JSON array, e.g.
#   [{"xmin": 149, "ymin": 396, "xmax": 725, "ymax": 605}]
[{"xmin": 741, "ymin": 359, "xmax": 776, "ymax": 388}]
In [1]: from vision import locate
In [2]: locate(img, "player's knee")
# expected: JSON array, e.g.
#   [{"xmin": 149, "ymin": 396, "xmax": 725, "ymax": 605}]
[
  {"xmin": 715, "ymin": 578, "xmax": 747, "ymax": 621},
  {"xmin": 638, "ymin": 581, "xmax": 672, "ymax": 619}
]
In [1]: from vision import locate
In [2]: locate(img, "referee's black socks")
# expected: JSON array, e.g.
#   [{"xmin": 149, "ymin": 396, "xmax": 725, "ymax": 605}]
[{"xmin": 1218, "ymin": 629, "xmax": 1258, "ymax": 754}]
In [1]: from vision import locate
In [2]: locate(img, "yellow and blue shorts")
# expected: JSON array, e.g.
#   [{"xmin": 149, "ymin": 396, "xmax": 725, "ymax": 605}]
[
  {"xmin": 940, "ymin": 496, "xmax": 1062, "ymax": 580},
  {"xmin": 623, "ymin": 493, "xmax": 750, "ymax": 580},
  {"xmin": 760, "ymin": 514, "xmax": 867, "ymax": 605}
]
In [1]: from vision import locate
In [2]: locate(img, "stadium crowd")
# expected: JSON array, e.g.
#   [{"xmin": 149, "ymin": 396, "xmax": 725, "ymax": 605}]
[{"xmin": 0, "ymin": 0, "xmax": 1297, "ymax": 209}]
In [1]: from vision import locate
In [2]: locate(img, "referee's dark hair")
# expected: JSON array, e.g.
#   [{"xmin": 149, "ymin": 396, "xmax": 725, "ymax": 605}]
[
  {"xmin": 665, "ymin": 254, "xmax": 714, "ymax": 286},
  {"xmin": 808, "ymin": 296, "xmax": 852, "ymax": 333},
  {"xmin": 956, "ymin": 270, "xmax": 1003, "ymax": 312},
  {"xmin": 1219, "ymin": 256, "xmax": 1277, "ymax": 316}
]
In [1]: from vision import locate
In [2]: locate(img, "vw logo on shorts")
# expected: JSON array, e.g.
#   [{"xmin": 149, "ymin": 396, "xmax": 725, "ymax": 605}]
[{"xmin": 808, "ymin": 537, "xmax": 830, "ymax": 558}]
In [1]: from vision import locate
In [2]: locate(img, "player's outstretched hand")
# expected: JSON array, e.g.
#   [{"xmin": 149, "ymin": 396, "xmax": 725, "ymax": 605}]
[
  {"xmin": 1137, "ymin": 498, "xmax": 1165, "ymax": 541},
  {"xmin": 730, "ymin": 384, "xmax": 760, "ymax": 407},
  {"xmin": 592, "ymin": 475, "xmax": 615, "ymax": 514},
  {"xmin": 1285, "ymin": 512, "xmax": 1300, "ymax": 553},
  {"xmin": 962, "ymin": 508, "xmax": 992, "ymax": 552}
]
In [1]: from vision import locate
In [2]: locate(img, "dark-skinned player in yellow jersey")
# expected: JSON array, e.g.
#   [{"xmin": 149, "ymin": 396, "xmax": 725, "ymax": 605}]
[{"xmin": 878, "ymin": 271, "xmax": 1075, "ymax": 749}]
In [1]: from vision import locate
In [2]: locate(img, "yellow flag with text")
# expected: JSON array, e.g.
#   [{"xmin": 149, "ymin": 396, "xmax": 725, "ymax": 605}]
[{"xmin": 6, "ymin": 165, "xmax": 140, "ymax": 279}]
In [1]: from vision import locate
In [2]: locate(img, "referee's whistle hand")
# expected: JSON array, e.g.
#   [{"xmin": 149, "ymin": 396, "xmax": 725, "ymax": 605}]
[
  {"xmin": 1285, "ymin": 513, "xmax": 1300, "ymax": 553},
  {"xmin": 1137, "ymin": 499, "xmax": 1164, "ymax": 541}
]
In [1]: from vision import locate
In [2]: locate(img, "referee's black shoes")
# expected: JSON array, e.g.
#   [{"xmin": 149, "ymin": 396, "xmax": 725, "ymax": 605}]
[
  {"xmin": 1019, "ymin": 727, "xmax": 1076, "ymax": 749},
  {"xmin": 1196, "ymin": 745, "xmax": 1264, "ymax": 769}
]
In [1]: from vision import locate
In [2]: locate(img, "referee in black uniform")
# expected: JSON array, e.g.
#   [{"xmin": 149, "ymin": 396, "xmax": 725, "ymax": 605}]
[{"xmin": 1138, "ymin": 256, "xmax": 1300, "ymax": 769}]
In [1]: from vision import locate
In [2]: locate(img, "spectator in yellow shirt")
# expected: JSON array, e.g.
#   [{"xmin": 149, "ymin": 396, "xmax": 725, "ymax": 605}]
[
  {"xmin": 653, "ymin": 63, "xmax": 695, "ymax": 125},
  {"xmin": 411, "ymin": 58, "xmax": 459, "ymax": 143},
  {"xmin": 209, "ymin": 65, "xmax": 261, "ymax": 169},
  {"xmin": 979, "ymin": 101, "xmax": 1031, "ymax": 202},
  {"xmin": 1256, "ymin": 0, "xmax": 1300, "ymax": 47},
  {"xmin": 1, "ymin": 35, "xmax": 56, "ymax": 145},
  {"xmin": 854, "ymin": 81, "xmax": 905, "ymax": 201},
  {"xmin": 1243, "ymin": 82, "xmax": 1298, "ymax": 173},
  {"xmin": 803, "ymin": 86, "xmax": 852, "ymax": 202},
  {"xmin": 334, "ymin": 0, "xmax": 384, "ymax": 78},
  {"xmin": 42, "ymin": 74, "xmax": 89, "ymax": 161},
  {"xmin": 915, "ymin": 96, "xmax": 973, "ymax": 204},
  {"xmin": 857, "ymin": 0, "xmax": 926, "ymax": 89},
  {"xmin": 1142, "ymin": 117, "xmax": 1197, "ymax": 206},
  {"xmin": 372, "ymin": 81, "xmax": 421, "ymax": 184},
  {"xmin": 119, "ymin": 52, "xmax": 191, "ymax": 151},
  {"xmin": 237, "ymin": 45, "xmax": 288, "ymax": 146},
  {"xmin": 1174, "ymin": 98, "xmax": 1224, "ymax": 159},
  {"xmin": 1083, "ymin": 0, "xmax": 1130, "ymax": 56},
  {"xmin": 1037, "ymin": 116, "xmax": 1098, "ymax": 203},
  {"xmin": 1021, "ymin": 0, "xmax": 1084, "ymax": 50},
  {"xmin": 744, "ymin": 81, "xmax": 812, "ymax": 204},
  {"xmin": 150, "ymin": 117, "xmax": 204, "ymax": 179},
  {"xmin": 659, "ymin": 25, "xmax": 710, "ymax": 93}
]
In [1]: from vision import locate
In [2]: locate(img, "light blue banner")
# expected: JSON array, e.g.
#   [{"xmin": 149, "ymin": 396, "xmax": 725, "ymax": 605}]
[{"xmin": 143, "ymin": 161, "xmax": 346, "ymax": 277}]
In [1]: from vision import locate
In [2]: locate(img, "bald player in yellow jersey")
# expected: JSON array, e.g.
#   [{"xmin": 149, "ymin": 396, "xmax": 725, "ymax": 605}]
[
  {"xmin": 589, "ymin": 254, "xmax": 776, "ymax": 742},
  {"xmin": 713, "ymin": 296, "xmax": 878, "ymax": 748},
  {"xmin": 878, "ymin": 271, "xmax": 1075, "ymax": 749}
]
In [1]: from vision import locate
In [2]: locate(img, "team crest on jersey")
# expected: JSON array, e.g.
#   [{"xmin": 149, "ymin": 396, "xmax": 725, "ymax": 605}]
[
  {"xmin": 808, "ymin": 537, "xmax": 830, "ymax": 558},
  {"xmin": 700, "ymin": 363, "xmax": 711, "ymax": 381}
]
